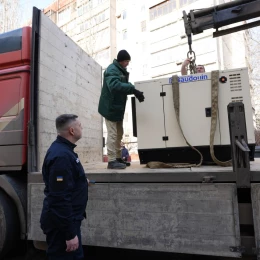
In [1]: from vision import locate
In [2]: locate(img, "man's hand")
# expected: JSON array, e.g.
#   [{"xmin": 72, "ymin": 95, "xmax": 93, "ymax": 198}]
[
  {"xmin": 182, "ymin": 58, "xmax": 191, "ymax": 67},
  {"xmin": 66, "ymin": 235, "xmax": 79, "ymax": 252},
  {"xmin": 87, "ymin": 178, "xmax": 95, "ymax": 185},
  {"xmin": 181, "ymin": 58, "xmax": 191, "ymax": 75},
  {"xmin": 133, "ymin": 89, "xmax": 145, "ymax": 102}
]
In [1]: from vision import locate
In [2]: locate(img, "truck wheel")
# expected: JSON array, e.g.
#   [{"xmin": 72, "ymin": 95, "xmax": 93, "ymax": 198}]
[{"xmin": 0, "ymin": 188, "xmax": 20, "ymax": 258}]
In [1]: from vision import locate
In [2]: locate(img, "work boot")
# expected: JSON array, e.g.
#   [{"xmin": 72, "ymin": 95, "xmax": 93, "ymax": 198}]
[
  {"xmin": 116, "ymin": 158, "xmax": 131, "ymax": 167},
  {"xmin": 107, "ymin": 160, "xmax": 126, "ymax": 169}
]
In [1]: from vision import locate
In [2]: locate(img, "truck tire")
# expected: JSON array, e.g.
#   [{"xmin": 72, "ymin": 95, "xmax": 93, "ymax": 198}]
[{"xmin": 0, "ymin": 188, "xmax": 20, "ymax": 258}]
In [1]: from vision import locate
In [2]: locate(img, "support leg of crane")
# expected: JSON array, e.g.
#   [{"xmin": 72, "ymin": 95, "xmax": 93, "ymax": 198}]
[{"xmin": 227, "ymin": 102, "xmax": 250, "ymax": 188}]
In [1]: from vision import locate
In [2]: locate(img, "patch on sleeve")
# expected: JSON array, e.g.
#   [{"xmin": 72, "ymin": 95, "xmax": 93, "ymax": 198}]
[
  {"xmin": 50, "ymin": 168, "xmax": 72, "ymax": 192},
  {"xmin": 56, "ymin": 176, "xmax": 63, "ymax": 182}
]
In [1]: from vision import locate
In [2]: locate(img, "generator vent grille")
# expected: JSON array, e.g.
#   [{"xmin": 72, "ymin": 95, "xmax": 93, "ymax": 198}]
[
  {"xmin": 229, "ymin": 73, "xmax": 243, "ymax": 102},
  {"xmin": 231, "ymin": 96, "xmax": 243, "ymax": 102},
  {"xmin": 229, "ymin": 73, "xmax": 242, "ymax": 92}
]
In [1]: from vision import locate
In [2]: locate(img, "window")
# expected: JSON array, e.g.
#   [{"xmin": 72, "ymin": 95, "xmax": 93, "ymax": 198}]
[
  {"xmin": 77, "ymin": 3, "xmax": 88, "ymax": 16},
  {"xmin": 123, "ymin": 30, "xmax": 127, "ymax": 40},
  {"xmin": 45, "ymin": 10, "xmax": 55, "ymax": 18},
  {"xmin": 79, "ymin": 9, "xmax": 109, "ymax": 33},
  {"xmin": 180, "ymin": 0, "xmax": 197, "ymax": 7},
  {"xmin": 179, "ymin": 0, "xmax": 188, "ymax": 7},
  {"xmin": 123, "ymin": 10, "xmax": 127, "ymax": 19},
  {"xmin": 77, "ymin": 0, "xmax": 109, "ymax": 15},
  {"xmin": 141, "ymin": 21, "xmax": 146, "ymax": 32},
  {"xmin": 163, "ymin": 4, "xmax": 168, "ymax": 15},
  {"xmin": 154, "ymin": 9, "xmax": 158, "ymax": 19},
  {"xmin": 158, "ymin": 6, "xmax": 162, "ymax": 16},
  {"xmin": 79, "ymin": 21, "xmax": 89, "ymax": 32},
  {"xmin": 149, "ymin": 0, "xmax": 176, "ymax": 21},
  {"xmin": 94, "ymin": 9, "xmax": 109, "ymax": 25},
  {"xmin": 169, "ymin": 1, "xmax": 177, "ymax": 12},
  {"xmin": 58, "ymin": 8, "xmax": 70, "ymax": 25}
]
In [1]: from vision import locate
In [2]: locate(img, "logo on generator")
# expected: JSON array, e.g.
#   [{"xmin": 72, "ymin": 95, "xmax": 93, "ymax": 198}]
[{"xmin": 169, "ymin": 74, "xmax": 208, "ymax": 83}]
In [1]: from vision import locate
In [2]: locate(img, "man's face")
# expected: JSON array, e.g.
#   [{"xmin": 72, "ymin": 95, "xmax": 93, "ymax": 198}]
[
  {"xmin": 120, "ymin": 60, "xmax": 130, "ymax": 68},
  {"xmin": 70, "ymin": 119, "xmax": 83, "ymax": 141},
  {"xmin": 196, "ymin": 65, "xmax": 205, "ymax": 73}
]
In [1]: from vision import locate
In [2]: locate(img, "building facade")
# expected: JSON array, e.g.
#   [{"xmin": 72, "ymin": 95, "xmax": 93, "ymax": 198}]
[{"xmin": 44, "ymin": 0, "xmax": 116, "ymax": 68}]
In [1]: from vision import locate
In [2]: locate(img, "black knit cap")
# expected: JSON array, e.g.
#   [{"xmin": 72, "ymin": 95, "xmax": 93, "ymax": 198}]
[{"xmin": 117, "ymin": 50, "xmax": 131, "ymax": 62}]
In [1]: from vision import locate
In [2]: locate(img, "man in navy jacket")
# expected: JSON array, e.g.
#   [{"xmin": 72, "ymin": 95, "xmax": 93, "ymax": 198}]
[{"xmin": 40, "ymin": 114, "xmax": 88, "ymax": 260}]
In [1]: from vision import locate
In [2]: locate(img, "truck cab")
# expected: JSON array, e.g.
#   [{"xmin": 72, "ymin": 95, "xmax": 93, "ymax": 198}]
[{"xmin": 0, "ymin": 27, "xmax": 31, "ymax": 171}]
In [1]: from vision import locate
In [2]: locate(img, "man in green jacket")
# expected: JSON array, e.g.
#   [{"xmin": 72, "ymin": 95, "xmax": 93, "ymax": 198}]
[{"xmin": 98, "ymin": 50, "xmax": 145, "ymax": 169}]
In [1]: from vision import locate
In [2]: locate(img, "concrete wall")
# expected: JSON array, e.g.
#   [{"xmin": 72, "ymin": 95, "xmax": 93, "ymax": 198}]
[
  {"xmin": 37, "ymin": 13, "xmax": 103, "ymax": 169},
  {"xmin": 28, "ymin": 182, "xmax": 241, "ymax": 258}
]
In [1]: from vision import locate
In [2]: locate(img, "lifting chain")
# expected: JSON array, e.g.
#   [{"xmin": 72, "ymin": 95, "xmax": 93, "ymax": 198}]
[{"xmin": 187, "ymin": 49, "xmax": 197, "ymax": 74}]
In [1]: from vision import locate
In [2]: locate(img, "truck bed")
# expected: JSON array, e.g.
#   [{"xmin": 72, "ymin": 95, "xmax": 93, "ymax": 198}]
[
  {"xmin": 85, "ymin": 158, "xmax": 260, "ymax": 182},
  {"xmin": 28, "ymin": 158, "xmax": 260, "ymax": 183},
  {"xmin": 27, "ymin": 159, "xmax": 260, "ymax": 258}
]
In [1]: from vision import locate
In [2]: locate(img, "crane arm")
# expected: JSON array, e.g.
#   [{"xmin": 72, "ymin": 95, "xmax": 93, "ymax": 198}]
[{"xmin": 183, "ymin": 0, "xmax": 260, "ymax": 52}]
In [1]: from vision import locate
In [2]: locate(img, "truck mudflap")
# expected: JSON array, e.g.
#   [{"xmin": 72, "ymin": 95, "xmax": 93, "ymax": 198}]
[{"xmin": 28, "ymin": 182, "xmax": 241, "ymax": 258}]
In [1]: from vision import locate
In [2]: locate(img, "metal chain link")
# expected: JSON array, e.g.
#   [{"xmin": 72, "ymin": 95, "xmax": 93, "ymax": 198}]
[{"xmin": 187, "ymin": 50, "xmax": 197, "ymax": 74}]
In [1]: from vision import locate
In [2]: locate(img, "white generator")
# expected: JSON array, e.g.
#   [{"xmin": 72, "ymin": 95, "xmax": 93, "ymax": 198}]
[{"xmin": 133, "ymin": 67, "xmax": 255, "ymax": 164}]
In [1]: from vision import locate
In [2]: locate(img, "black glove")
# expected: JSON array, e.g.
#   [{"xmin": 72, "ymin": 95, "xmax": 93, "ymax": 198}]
[{"xmin": 133, "ymin": 89, "xmax": 145, "ymax": 102}]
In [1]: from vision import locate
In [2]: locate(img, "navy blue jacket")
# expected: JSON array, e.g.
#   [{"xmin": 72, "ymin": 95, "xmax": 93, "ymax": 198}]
[{"xmin": 40, "ymin": 135, "xmax": 88, "ymax": 240}]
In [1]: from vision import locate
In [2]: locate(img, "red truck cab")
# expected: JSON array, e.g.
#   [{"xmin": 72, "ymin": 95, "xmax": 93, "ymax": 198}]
[{"xmin": 0, "ymin": 27, "xmax": 31, "ymax": 171}]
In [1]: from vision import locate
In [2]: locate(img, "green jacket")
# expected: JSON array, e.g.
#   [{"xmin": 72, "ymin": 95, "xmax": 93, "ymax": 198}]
[{"xmin": 98, "ymin": 59, "xmax": 135, "ymax": 121}]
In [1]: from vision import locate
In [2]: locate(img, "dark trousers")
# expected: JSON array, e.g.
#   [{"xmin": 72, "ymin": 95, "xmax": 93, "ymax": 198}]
[{"xmin": 45, "ymin": 222, "xmax": 84, "ymax": 260}]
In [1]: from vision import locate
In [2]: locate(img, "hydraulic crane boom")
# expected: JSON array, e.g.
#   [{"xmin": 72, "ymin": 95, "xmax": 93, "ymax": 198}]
[{"xmin": 183, "ymin": 0, "xmax": 260, "ymax": 55}]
